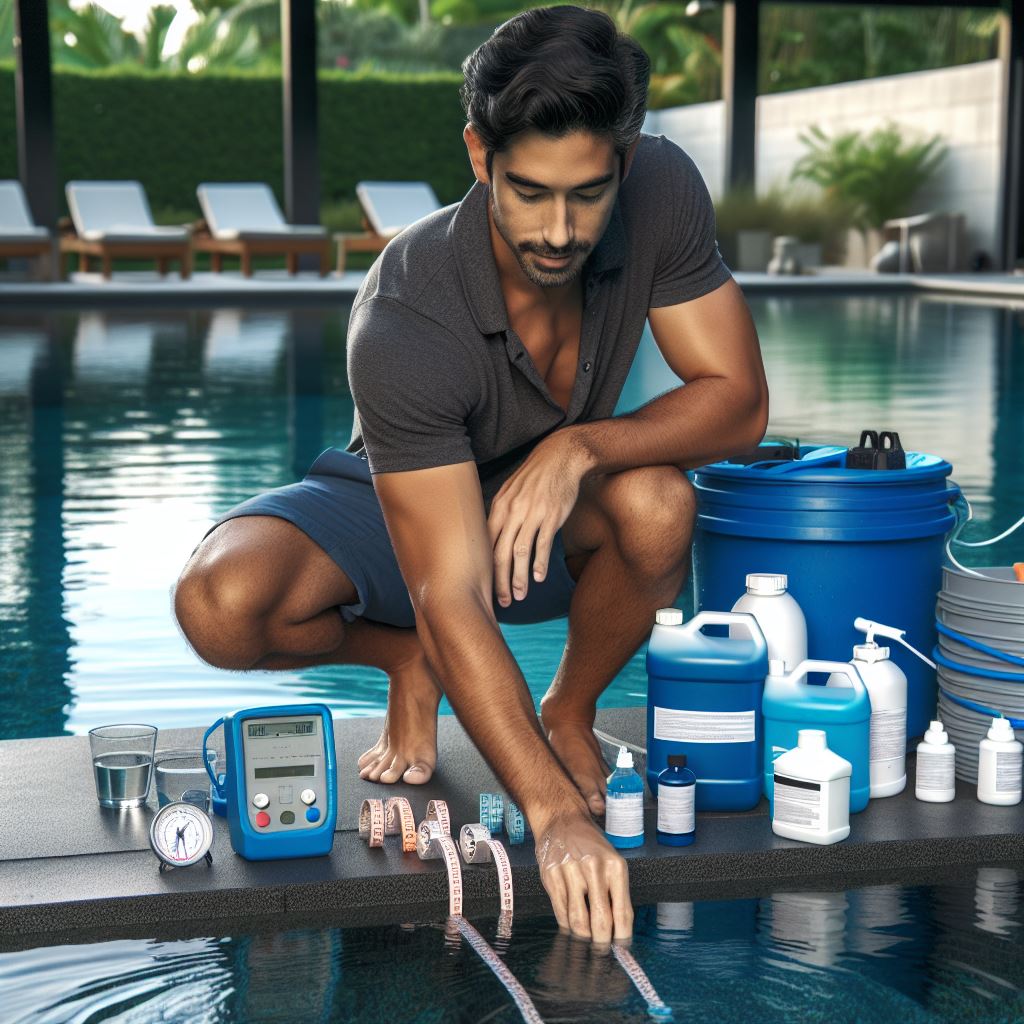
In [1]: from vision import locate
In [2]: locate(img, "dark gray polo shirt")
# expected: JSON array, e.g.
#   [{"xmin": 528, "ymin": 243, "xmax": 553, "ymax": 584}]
[{"xmin": 345, "ymin": 132, "xmax": 731, "ymax": 505}]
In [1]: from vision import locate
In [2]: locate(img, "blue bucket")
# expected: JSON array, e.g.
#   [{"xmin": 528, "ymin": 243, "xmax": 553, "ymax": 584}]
[{"xmin": 692, "ymin": 445, "xmax": 959, "ymax": 741}]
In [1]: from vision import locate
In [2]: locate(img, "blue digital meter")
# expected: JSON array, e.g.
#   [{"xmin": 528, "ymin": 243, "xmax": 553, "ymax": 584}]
[{"xmin": 204, "ymin": 704, "xmax": 337, "ymax": 861}]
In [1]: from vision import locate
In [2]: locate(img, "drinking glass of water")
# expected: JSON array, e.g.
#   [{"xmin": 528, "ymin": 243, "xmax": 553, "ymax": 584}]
[
  {"xmin": 89, "ymin": 724, "xmax": 158, "ymax": 809},
  {"xmin": 154, "ymin": 749, "xmax": 217, "ymax": 808}
]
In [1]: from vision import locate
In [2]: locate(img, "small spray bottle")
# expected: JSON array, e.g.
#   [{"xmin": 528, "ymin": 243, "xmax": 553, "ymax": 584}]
[{"xmin": 605, "ymin": 745, "xmax": 644, "ymax": 849}]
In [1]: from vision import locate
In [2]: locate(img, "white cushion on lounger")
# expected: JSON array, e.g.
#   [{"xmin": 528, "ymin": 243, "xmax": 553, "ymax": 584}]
[
  {"xmin": 0, "ymin": 180, "xmax": 50, "ymax": 239},
  {"xmin": 355, "ymin": 181, "xmax": 441, "ymax": 237},
  {"xmin": 66, "ymin": 181, "xmax": 186, "ymax": 242},
  {"xmin": 197, "ymin": 183, "xmax": 326, "ymax": 240}
]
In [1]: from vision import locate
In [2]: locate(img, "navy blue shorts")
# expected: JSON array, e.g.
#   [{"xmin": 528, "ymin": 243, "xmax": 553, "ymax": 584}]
[{"xmin": 205, "ymin": 448, "xmax": 577, "ymax": 629}]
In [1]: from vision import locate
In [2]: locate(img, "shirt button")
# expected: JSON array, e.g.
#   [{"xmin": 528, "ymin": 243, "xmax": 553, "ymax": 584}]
[{"xmin": 583, "ymin": 361, "xmax": 592, "ymax": 372}]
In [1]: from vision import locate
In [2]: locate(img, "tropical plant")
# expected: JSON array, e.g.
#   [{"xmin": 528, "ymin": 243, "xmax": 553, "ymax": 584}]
[{"xmin": 790, "ymin": 122, "xmax": 946, "ymax": 234}]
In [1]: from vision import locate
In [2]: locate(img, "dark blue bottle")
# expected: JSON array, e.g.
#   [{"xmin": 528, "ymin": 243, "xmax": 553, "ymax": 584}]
[{"xmin": 657, "ymin": 754, "xmax": 696, "ymax": 846}]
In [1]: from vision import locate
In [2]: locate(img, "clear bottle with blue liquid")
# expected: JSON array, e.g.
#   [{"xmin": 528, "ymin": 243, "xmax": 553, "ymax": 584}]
[
  {"xmin": 657, "ymin": 754, "xmax": 696, "ymax": 846},
  {"xmin": 605, "ymin": 746, "xmax": 644, "ymax": 849}
]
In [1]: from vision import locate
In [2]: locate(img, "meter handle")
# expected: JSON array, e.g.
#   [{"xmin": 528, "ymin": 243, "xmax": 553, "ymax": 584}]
[{"xmin": 203, "ymin": 717, "xmax": 225, "ymax": 797}]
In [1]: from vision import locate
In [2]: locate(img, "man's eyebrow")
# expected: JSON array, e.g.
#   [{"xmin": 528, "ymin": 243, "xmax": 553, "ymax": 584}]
[{"xmin": 504, "ymin": 171, "xmax": 615, "ymax": 191}]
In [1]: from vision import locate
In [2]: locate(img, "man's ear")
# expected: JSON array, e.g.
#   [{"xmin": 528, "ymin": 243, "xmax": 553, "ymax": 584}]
[
  {"xmin": 464, "ymin": 124, "xmax": 490, "ymax": 186},
  {"xmin": 620, "ymin": 137, "xmax": 641, "ymax": 184}
]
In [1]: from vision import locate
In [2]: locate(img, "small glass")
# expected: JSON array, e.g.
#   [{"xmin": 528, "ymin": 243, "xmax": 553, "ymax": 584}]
[
  {"xmin": 154, "ymin": 749, "xmax": 217, "ymax": 808},
  {"xmin": 89, "ymin": 724, "xmax": 158, "ymax": 809}
]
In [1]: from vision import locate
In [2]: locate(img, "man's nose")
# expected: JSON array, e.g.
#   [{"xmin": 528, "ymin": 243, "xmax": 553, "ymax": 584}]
[{"xmin": 543, "ymin": 198, "xmax": 573, "ymax": 251}]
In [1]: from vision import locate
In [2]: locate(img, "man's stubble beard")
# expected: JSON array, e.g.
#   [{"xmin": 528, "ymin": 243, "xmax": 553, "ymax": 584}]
[{"xmin": 489, "ymin": 189, "xmax": 585, "ymax": 289}]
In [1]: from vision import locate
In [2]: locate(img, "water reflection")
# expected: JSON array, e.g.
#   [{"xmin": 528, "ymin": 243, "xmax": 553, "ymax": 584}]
[
  {"xmin": 1, "ymin": 295, "xmax": 1022, "ymax": 739},
  {"xmin": 2, "ymin": 870, "xmax": 1023, "ymax": 1022}
]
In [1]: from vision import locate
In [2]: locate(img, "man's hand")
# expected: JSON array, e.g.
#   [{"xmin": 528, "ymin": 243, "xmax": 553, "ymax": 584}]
[
  {"xmin": 534, "ymin": 809, "xmax": 633, "ymax": 943},
  {"xmin": 488, "ymin": 431, "xmax": 592, "ymax": 606}
]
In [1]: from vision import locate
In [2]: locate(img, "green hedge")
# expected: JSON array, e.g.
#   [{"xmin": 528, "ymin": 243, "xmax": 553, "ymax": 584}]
[{"xmin": 0, "ymin": 64, "xmax": 474, "ymax": 216}]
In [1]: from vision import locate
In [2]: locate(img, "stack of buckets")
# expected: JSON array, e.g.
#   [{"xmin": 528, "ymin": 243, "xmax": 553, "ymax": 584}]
[
  {"xmin": 935, "ymin": 566, "xmax": 1024, "ymax": 782},
  {"xmin": 691, "ymin": 443, "xmax": 959, "ymax": 743}
]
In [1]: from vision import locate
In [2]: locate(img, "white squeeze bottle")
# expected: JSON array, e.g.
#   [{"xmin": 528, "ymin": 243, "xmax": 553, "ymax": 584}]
[
  {"xmin": 915, "ymin": 720, "xmax": 956, "ymax": 802},
  {"xmin": 731, "ymin": 573, "xmax": 808, "ymax": 680},
  {"xmin": 977, "ymin": 717, "xmax": 1023, "ymax": 806},
  {"xmin": 771, "ymin": 729, "xmax": 851, "ymax": 846}
]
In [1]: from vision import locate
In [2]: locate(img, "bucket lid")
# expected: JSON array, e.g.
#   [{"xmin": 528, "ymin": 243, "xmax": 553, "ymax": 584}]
[{"xmin": 746, "ymin": 573, "xmax": 787, "ymax": 595}]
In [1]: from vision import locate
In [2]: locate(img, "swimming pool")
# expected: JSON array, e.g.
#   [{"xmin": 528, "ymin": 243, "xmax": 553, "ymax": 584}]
[
  {"xmin": 3, "ymin": 867, "xmax": 1021, "ymax": 1022},
  {"xmin": 1, "ymin": 293, "xmax": 1022, "ymax": 740}
]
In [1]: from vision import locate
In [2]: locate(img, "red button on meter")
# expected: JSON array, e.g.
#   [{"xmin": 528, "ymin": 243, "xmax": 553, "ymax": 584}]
[{"xmin": 255, "ymin": 810, "xmax": 271, "ymax": 828}]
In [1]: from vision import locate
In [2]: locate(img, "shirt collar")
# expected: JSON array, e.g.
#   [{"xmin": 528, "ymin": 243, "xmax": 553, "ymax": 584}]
[{"xmin": 450, "ymin": 179, "xmax": 626, "ymax": 338}]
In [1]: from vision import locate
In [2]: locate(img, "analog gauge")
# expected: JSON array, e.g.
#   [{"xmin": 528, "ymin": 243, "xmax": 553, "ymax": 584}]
[{"xmin": 150, "ymin": 800, "xmax": 214, "ymax": 871}]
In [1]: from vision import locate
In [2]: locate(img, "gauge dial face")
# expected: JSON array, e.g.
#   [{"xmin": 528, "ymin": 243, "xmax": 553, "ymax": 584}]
[{"xmin": 150, "ymin": 801, "xmax": 214, "ymax": 867}]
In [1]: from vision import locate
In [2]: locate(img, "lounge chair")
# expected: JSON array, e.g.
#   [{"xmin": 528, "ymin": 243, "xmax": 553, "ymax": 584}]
[
  {"xmin": 335, "ymin": 181, "xmax": 441, "ymax": 272},
  {"xmin": 0, "ymin": 180, "xmax": 53, "ymax": 278},
  {"xmin": 194, "ymin": 183, "xmax": 330, "ymax": 277},
  {"xmin": 62, "ymin": 181, "xmax": 191, "ymax": 279}
]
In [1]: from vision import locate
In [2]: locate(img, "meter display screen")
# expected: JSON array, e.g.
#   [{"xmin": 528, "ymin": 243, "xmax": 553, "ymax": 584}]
[
  {"xmin": 254, "ymin": 764, "xmax": 316, "ymax": 779},
  {"xmin": 248, "ymin": 720, "xmax": 316, "ymax": 739}
]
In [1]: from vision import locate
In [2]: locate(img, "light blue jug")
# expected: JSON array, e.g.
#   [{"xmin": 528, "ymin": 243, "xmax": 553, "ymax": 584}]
[{"xmin": 762, "ymin": 658, "xmax": 871, "ymax": 813}]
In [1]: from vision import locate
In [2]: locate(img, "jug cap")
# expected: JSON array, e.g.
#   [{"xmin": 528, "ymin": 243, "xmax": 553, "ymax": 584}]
[
  {"xmin": 768, "ymin": 658, "xmax": 787, "ymax": 676},
  {"xmin": 797, "ymin": 729, "xmax": 828, "ymax": 751},
  {"xmin": 988, "ymin": 716, "xmax": 1016, "ymax": 742},
  {"xmin": 924, "ymin": 720, "xmax": 949, "ymax": 744},
  {"xmin": 853, "ymin": 643, "xmax": 890, "ymax": 663},
  {"xmin": 656, "ymin": 608, "xmax": 684, "ymax": 626},
  {"xmin": 746, "ymin": 573, "xmax": 788, "ymax": 595},
  {"xmin": 616, "ymin": 745, "xmax": 634, "ymax": 769}
]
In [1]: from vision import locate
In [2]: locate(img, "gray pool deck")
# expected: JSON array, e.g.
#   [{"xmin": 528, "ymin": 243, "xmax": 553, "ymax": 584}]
[
  {"xmin": 1, "ymin": 707, "xmax": 1021, "ymax": 951},
  {"xmin": 2, "ymin": 268, "xmax": 1024, "ymax": 307}
]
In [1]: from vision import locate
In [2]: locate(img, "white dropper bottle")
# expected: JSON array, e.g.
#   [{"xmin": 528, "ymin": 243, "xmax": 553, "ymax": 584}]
[
  {"xmin": 915, "ymin": 719, "xmax": 956, "ymax": 803},
  {"xmin": 977, "ymin": 717, "xmax": 1023, "ymax": 806}
]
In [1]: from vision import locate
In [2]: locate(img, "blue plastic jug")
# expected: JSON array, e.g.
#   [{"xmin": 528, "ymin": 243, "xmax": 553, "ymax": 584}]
[
  {"xmin": 646, "ymin": 609, "xmax": 769, "ymax": 811},
  {"xmin": 762, "ymin": 659, "xmax": 871, "ymax": 813}
]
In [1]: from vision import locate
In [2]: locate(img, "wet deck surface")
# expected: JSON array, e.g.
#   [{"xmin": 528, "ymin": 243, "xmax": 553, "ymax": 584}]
[{"xmin": 1, "ymin": 707, "xmax": 1021, "ymax": 949}]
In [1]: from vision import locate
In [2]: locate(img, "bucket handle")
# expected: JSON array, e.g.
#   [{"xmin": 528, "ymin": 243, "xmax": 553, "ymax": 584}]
[
  {"xmin": 785, "ymin": 659, "xmax": 867, "ymax": 695},
  {"xmin": 684, "ymin": 610, "xmax": 767, "ymax": 649}
]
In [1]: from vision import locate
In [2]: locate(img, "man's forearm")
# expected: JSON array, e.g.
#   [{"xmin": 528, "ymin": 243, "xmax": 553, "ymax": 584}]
[
  {"xmin": 415, "ymin": 595, "xmax": 590, "ymax": 833},
  {"xmin": 568, "ymin": 376, "xmax": 768, "ymax": 477}
]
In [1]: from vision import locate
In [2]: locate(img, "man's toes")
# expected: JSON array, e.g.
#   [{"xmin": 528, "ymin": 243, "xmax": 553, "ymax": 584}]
[
  {"xmin": 377, "ymin": 757, "xmax": 407, "ymax": 784},
  {"xmin": 357, "ymin": 747, "xmax": 383, "ymax": 770},
  {"xmin": 588, "ymin": 791, "xmax": 606, "ymax": 816},
  {"xmin": 402, "ymin": 761, "xmax": 434, "ymax": 784}
]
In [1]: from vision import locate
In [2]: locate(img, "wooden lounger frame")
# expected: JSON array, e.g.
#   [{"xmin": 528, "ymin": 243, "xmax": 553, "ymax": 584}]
[
  {"xmin": 334, "ymin": 215, "xmax": 395, "ymax": 273},
  {"xmin": 192, "ymin": 227, "xmax": 330, "ymax": 277},
  {"xmin": 0, "ymin": 238, "xmax": 53, "ymax": 278},
  {"xmin": 59, "ymin": 231, "xmax": 192, "ymax": 279}
]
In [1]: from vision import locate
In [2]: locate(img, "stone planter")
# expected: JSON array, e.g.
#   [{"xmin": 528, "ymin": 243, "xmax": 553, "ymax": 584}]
[{"xmin": 736, "ymin": 229, "xmax": 773, "ymax": 272}]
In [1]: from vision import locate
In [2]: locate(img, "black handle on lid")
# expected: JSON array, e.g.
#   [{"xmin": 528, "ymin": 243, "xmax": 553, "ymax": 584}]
[{"xmin": 846, "ymin": 428, "xmax": 906, "ymax": 470}]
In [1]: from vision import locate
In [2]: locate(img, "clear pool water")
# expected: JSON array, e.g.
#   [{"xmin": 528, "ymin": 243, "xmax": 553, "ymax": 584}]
[
  {"xmin": 1, "ymin": 294, "xmax": 1022, "ymax": 740},
  {"xmin": 3, "ymin": 868, "xmax": 1022, "ymax": 1022}
]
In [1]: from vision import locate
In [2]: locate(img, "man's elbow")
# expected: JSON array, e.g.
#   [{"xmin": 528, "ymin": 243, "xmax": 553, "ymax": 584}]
[{"xmin": 745, "ymin": 383, "xmax": 770, "ymax": 448}]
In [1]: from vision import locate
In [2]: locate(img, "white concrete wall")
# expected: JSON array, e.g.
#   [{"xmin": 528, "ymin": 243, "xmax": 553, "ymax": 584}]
[{"xmin": 646, "ymin": 60, "xmax": 1004, "ymax": 264}]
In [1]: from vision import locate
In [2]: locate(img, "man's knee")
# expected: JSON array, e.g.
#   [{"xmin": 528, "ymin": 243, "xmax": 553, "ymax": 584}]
[
  {"xmin": 173, "ymin": 544, "xmax": 271, "ymax": 670},
  {"xmin": 598, "ymin": 466, "xmax": 695, "ymax": 573}
]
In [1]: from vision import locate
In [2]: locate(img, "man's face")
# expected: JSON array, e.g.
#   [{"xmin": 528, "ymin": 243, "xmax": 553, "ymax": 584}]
[{"xmin": 487, "ymin": 130, "xmax": 620, "ymax": 289}]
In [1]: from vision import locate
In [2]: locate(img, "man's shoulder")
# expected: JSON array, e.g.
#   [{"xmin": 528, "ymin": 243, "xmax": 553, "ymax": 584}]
[
  {"xmin": 353, "ymin": 202, "xmax": 461, "ymax": 322},
  {"xmin": 627, "ymin": 132, "xmax": 704, "ymax": 196}
]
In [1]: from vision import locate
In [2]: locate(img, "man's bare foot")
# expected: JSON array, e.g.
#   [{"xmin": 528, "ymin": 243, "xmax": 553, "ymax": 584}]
[
  {"xmin": 541, "ymin": 701, "xmax": 608, "ymax": 816},
  {"xmin": 358, "ymin": 656, "xmax": 442, "ymax": 784}
]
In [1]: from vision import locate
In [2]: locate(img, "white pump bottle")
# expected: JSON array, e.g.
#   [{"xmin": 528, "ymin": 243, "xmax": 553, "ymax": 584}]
[{"xmin": 827, "ymin": 618, "xmax": 935, "ymax": 799}]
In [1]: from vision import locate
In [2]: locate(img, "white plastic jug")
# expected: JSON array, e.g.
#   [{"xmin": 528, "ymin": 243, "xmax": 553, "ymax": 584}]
[{"xmin": 731, "ymin": 573, "xmax": 808, "ymax": 680}]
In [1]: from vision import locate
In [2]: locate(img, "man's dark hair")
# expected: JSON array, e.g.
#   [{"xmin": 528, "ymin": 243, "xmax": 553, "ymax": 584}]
[{"xmin": 460, "ymin": 5, "xmax": 651, "ymax": 178}]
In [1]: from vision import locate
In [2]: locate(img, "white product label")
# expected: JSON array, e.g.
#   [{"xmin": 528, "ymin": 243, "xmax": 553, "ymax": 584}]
[
  {"xmin": 657, "ymin": 784, "xmax": 695, "ymax": 835},
  {"xmin": 773, "ymin": 776, "xmax": 821, "ymax": 828},
  {"xmin": 995, "ymin": 750, "xmax": 1023, "ymax": 793},
  {"xmin": 605, "ymin": 792, "xmax": 644, "ymax": 838},
  {"xmin": 653, "ymin": 706, "xmax": 755, "ymax": 744},
  {"xmin": 870, "ymin": 709, "xmax": 906, "ymax": 763},
  {"xmin": 916, "ymin": 751, "xmax": 955, "ymax": 792}
]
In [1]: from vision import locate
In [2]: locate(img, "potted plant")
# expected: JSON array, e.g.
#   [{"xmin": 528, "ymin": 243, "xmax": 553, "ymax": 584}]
[{"xmin": 790, "ymin": 121, "xmax": 946, "ymax": 267}]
